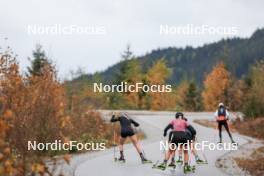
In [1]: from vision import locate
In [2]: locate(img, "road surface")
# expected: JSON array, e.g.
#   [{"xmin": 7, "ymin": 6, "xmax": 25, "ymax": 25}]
[{"xmin": 73, "ymin": 111, "xmax": 248, "ymax": 176}]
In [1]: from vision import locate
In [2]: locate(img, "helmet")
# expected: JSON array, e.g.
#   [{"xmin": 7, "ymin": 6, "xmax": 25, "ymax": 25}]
[
  {"xmin": 218, "ymin": 102, "xmax": 224, "ymax": 107},
  {"xmin": 121, "ymin": 112, "xmax": 129, "ymax": 118},
  {"xmin": 175, "ymin": 112, "xmax": 184, "ymax": 119}
]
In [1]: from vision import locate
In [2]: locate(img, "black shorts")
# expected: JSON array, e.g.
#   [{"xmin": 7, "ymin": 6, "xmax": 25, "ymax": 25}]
[
  {"xmin": 170, "ymin": 131, "xmax": 188, "ymax": 145},
  {"xmin": 121, "ymin": 130, "xmax": 135, "ymax": 138}
]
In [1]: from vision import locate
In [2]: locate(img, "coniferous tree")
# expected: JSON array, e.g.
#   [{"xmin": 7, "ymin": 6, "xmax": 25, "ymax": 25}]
[{"xmin": 27, "ymin": 44, "xmax": 49, "ymax": 76}]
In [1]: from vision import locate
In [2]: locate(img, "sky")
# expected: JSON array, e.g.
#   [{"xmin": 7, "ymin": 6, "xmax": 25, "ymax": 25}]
[{"xmin": 0, "ymin": 0, "xmax": 263, "ymax": 79}]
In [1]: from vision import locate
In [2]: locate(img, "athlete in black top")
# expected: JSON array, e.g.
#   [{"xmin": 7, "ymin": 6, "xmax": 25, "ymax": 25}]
[
  {"xmin": 110, "ymin": 112, "xmax": 150, "ymax": 163},
  {"xmin": 111, "ymin": 114, "xmax": 139, "ymax": 138}
]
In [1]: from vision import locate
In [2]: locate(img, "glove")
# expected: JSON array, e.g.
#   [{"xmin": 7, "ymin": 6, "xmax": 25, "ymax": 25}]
[{"xmin": 163, "ymin": 132, "xmax": 167, "ymax": 137}]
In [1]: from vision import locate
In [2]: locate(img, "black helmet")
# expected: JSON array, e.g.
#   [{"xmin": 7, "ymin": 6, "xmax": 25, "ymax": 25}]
[{"xmin": 175, "ymin": 112, "xmax": 183, "ymax": 119}]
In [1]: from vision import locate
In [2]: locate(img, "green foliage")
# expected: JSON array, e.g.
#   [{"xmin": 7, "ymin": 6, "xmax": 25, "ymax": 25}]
[
  {"xmin": 115, "ymin": 58, "xmax": 142, "ymax": 84},
  {"xmin": 27, "ymin": 44, "xmax": 50, "ymax": 76},
  {"xmin": 185, "ymin": 82, "xmax": 201, "ymax": 111},
  {"xmin": 99, "ymin": 28, "xmax": 264, "ymax": 85},
  {"xmin": 176, "ymin": 81, "xmax": 201, "ymax": 111},
  {"xmin": 243, "ymin": 61, "xmax": 264, "ymax": 118}
]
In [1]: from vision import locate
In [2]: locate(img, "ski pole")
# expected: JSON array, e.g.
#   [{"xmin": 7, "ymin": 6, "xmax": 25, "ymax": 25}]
[
  {"xmin": 112, "ymin": 112, "xmax": 117, "ymax": 161},
  {"xmin": 214, "ymin": 122, "xmax": 218, "ymax": 143},
  {"xmin": 196, "ymin": 137, "xmax": 208, "ymax": 164}
]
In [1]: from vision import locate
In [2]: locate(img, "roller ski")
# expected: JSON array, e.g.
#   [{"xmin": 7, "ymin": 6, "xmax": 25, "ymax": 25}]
[
  {"xmin": 115, "ymin": 156, "xmax": 126, "ymax": 163},
  {"xmin": 195, "ymin": 156, "xmax": 208, "ymax": 164},
  {"xmin": 231, "ymin": 139, "xmax": 238, "ymax": 146},
  {"xmin": 152, "ymin": 161, "xmax": 166, "ymax": 171},
  {"xmin": 141, "ymin": 158, "xmax": 152, "ymax": 164},
  {"xmin": 140, "ymin": 153, "xmax": 152, "ymax": 164},
  {"xmin": 196, "ymin": 158, "xmax": 208, "ymax": 164},
  {"xmin": 176, "ymin": 158, "xmax": 183, "ymax": 164},
  {"xmin": 183, "ymin": 164, "xmax": 195, "ymax": 174},
  {"xmin": 168, "ymin": 160, "xmax": 176, "ymax": 169}
]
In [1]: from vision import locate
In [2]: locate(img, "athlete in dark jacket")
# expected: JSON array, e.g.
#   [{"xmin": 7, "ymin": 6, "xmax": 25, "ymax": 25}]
[
  {"xmin": 110, "ymin": 112, "xmax": 150, "ymax": 163},
  {"xmin": 214, "ymin": 103, "xmax": 235, "ymax": 143}
]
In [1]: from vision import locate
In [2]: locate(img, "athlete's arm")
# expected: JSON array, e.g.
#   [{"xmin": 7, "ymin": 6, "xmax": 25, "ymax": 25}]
[
  {"xmin": 130, "ymin": 119, "xmax": 140, "ymax": 127},
  {"xmin": 214, "ymin": 110, "xmax": 218, "ymax": 121},
  {"xmin": 226, "ymin": 110, "xmax": 230, "ymax": 120},
  {"xmin": 110, "ymin": 115, "xmax": 119, "ymax": 122},
  {"xmin": 163, "ymin": 124, "xmax": 173, "ymax": 137},
  {"xmin": 187, "ymin": 125, "xmax": 196, "ymax": 136}
]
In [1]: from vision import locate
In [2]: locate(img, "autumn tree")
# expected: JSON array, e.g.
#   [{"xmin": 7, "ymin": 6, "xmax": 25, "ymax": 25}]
[
  {"xmin": 0, "ymin": 49, "xmax": 22, "ymax": 175},
  {"xmin": 175, "ymin": 81, "xmax": 201, "ymax": 111},
  {"xmin": 226, "ymin": 79, "xmax": 247, "ymax": 111},
  {"xmin": 0, "ymin": 48, "xmax": 70, "ymax": 175},
  {"xmin": 111, "ymin": 46, "xmax": 142, "ymax": 109},
  {"xmin": 175, "ymin": 81, "xmax": 189, "ymax": 111},
  {"xmin": 145, "ymin": 59, "xmax": 173, "ymax": 110},
  {"xmin": 243, "ymin": 61, "xmax": 264, "ymax": 117},
  {"xmin": 202, "ymin": 62, "xmax": 231, "ymax": 111}
]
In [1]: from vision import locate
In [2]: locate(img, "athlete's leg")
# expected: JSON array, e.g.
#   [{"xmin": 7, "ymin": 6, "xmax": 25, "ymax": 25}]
[
  {"xmin": 178, "ymin": 147, "xmax": 182, "ymax": 156},
  {"xmin": 218, "ymin": 121, "xmax": 223, "ymax": 142},
  {"xmin": 223, "ymin": 121, "xmax": 234, "ymax": 141},
  {"xmin": 119, "ymin": 137, "xmax": 126, "ymax": 159},
  {"xmin": 129, "ymin": 134, "xmax": 143, "ymax": 154},
  {"xmin": 171, "ymin": 150, "xmax": 176, "ymax": 162},
  {"xmin": 119, "ymin": 137, "xmax": 126, "ymax": 151},
  {"xmin": 190, "ymin": 141, "xmax": 197, "ymax": 156},
  {"xmin": 182, "ymin": 144, "xmax": 189, "ymax": 165}
]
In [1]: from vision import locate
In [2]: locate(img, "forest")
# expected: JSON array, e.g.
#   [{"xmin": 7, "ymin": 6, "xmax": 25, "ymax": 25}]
[{"xmin": 1, "ymin": 29, "xmax": 264, "ymax": 175}]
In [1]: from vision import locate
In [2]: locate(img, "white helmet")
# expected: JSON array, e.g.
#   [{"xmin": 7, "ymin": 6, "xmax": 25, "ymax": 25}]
[{"xmin": 218, "ymin": 102, "xmax": 224, "ymax": 107}]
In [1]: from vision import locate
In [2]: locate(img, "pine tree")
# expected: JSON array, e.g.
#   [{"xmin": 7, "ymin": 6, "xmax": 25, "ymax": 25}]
[
  {"xmin": 112, "ymin": 46, "xmax": 142, "ymax": 109},
  {"xmin": 27, "ymin": 44, "xmax": 49, "ymax": 76},
  {"xmin": 186, "ymin": 81, "xmax": 200, "ymax": 111}
]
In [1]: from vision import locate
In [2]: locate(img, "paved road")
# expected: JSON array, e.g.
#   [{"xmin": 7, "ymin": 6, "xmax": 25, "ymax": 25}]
[{"xmin": 74, "ymin": 112, "xmax": 248, "ymax": 176}]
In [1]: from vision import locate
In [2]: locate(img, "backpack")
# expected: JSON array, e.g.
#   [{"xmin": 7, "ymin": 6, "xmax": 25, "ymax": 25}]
[{"xmin": 217, "ymin": 106, "xmax": 227, "ymax": 121}]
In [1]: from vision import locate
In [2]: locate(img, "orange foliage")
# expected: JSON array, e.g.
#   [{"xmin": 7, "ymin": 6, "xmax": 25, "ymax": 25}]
[
  {"xmin": 202, "ymin": 62, "xmax": 231, "ymax": 111},
  {"xmin": 145, "ymin": 59, "xmax": 174, "ymax": 110},
  {"xmin": 0, "ymin": 50, "xmax": 70, "ymax": 175}
]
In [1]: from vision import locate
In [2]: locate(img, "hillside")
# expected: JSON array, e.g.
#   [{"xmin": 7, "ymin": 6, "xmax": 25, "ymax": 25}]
[{"xmin": 79, "ymin": 28, "xmax": 264, "ymax": 85}]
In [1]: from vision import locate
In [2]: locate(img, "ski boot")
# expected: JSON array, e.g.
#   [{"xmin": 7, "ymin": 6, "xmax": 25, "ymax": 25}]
[
  {"xmin": 183, "ymin": 164, "xmax": 193, "ymax": 174},
  {"xmin": 168, "ymin": 159, "xmax": 176, "ymax": 168},
  {"xmin": 117, "ymin": 156, "xmax": 125, "ymax": 163},
  {"xmin": 141, "ymin": 157, "xmax": 152, "ymax": 164},
  {"xmin": 140, "ymin": 153, "xmax": 152, "ymax": 164},
  {"xmin": 156, "ymin": 162, "xmax": 166, "ymax": 171},
  {"xmin": 176, "ymin": 158, "xmax": 183, "ymax": 164},
  {"xmin": 218, "ymin": 138, "xmax": 222, "ymax": 144},
  {"xmin": 231, "ymin": 139, "xmax": 238, "ymax": 145}
]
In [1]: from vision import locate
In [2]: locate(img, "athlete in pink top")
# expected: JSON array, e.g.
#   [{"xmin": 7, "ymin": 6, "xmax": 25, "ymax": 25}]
[
  {"xmin": 169, "ymin": 119, "xmax": 188, "ymax": 132},
  {"xmin": 158, "ymin": 112, "xmax": 191, "ymax": 171}
]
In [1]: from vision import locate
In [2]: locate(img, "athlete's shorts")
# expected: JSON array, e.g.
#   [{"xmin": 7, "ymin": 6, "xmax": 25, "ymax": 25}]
[
  {"xmin": 121, "ymin": 130, "xmax": 135, "ymax": 138},
  {"xmin": 170, "ymin": 131, "xmax": 188, "ymax": 145}
]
